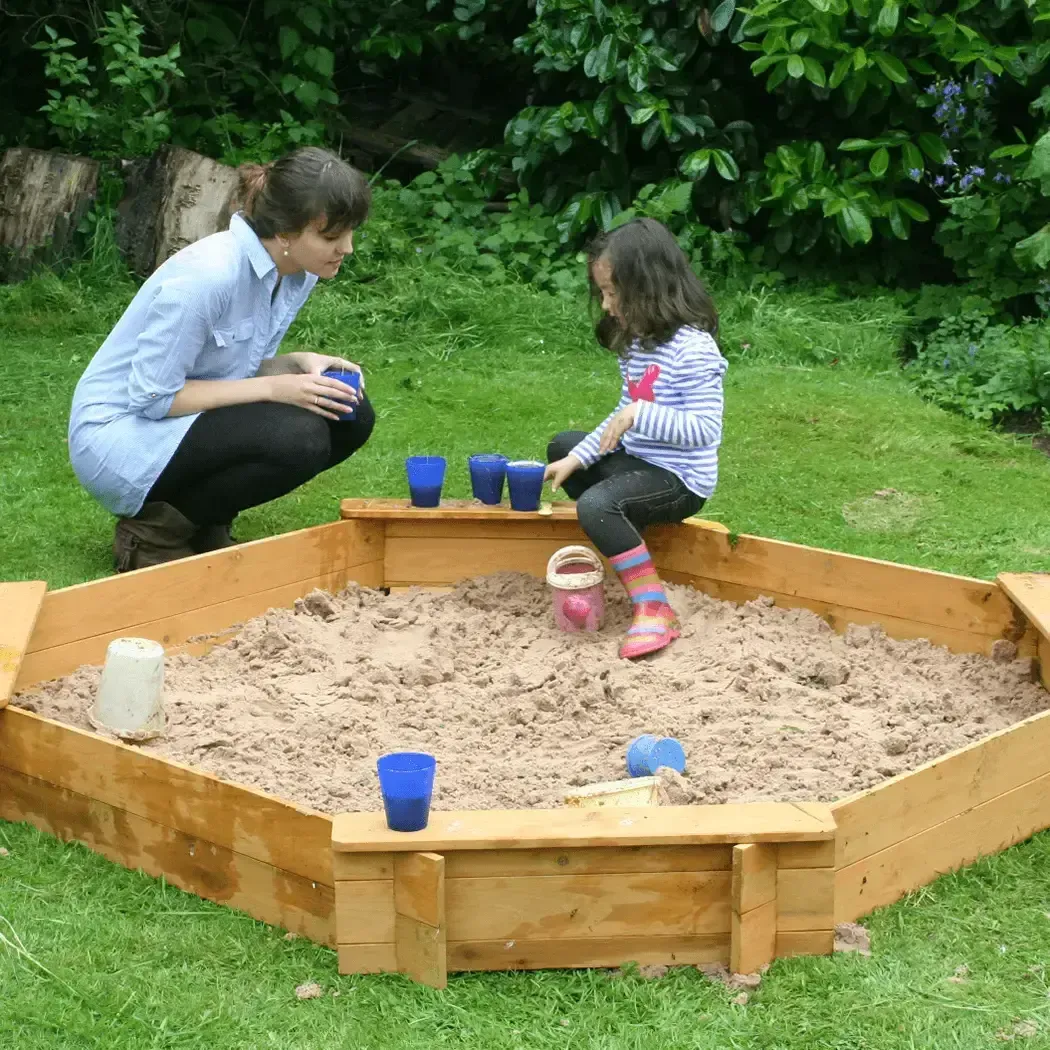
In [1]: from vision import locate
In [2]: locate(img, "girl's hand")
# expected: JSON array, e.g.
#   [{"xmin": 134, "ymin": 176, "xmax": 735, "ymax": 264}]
[
  {"xmin": 293, "ymin": 352, "xmax": 366, "ymax": 391},
  {"xmin": 265, "ymin": 372, "xmax": 358, "ymax": 420},
  {"xmin": 544, "ymin": 455, "xmax": 583, "ymax": 493},
  {"xmin": 598, "ymin": 403, "xmax": 638, "ymax": 454}
]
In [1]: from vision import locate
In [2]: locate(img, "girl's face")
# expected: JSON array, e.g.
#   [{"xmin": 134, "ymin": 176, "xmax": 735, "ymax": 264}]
[
  {"xmin": 278, "ymin": 217, "xmax": 355, "ymax": 278},
  {"xmin": 591, "ymin": 256, "xmax": 623, "ymax": 323}
]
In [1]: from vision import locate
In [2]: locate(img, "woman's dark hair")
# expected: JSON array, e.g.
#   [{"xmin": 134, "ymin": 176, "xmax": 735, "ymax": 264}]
[
  {"xmin": 237, "ymin": 147, "xmax": 371, "ymax": 239},
  {"xmin": 588, "ymin": 217, "xmax": 718, "ymax": 355}
]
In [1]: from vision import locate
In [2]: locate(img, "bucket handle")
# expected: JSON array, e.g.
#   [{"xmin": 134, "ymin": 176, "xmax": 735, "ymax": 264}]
[{"xmin": 546, "ymin": 545, "xmax": 605, "ymax": 590}]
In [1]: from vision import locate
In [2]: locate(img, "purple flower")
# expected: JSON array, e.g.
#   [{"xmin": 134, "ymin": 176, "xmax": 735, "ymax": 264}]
[
  {"xmin": 925, "ymin": 84, "xmax": 938, "ymax": 95},
  {"xmin": 934, "ymin": 175, "xmax": 946, "ymax": 187},
  {"xmin": 960, "ymin": 173, "xmax": 974, "ymax": 189},
  {"xmin": 993, "ymin": 172, "xmax": 1012, "ymax": 185},
  {"xmin": 957, "ymin": 105, "xmax": 966, "ymax": 116},
  {"xmin": 944, "ymin": 154, "xmax": 957, "ymax": 168},
  {"xmin": 908, "ymin": 167, "xmax": 922, "ymax": 180},
  {"xmin": 983, "ymin": 73, "xmax": 995, "ymax": 86},
  {"xmin": 969, "ymin": 166, "xmax": 985, "ymax": 177},
  {"xmin": 934, "ymin": 104, "xmax": 948, "ymax": 120}
]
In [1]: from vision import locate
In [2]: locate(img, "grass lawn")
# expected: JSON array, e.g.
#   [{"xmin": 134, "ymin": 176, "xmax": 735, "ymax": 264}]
[{"xmin": 3, "ymin": 261, "xmax": 1050, "ymax": 1048}]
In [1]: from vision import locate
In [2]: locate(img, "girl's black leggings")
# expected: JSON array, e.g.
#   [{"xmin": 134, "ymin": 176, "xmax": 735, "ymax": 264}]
[
  {"xmin": 146, "ymin": 397, "xmax": 376, "ymax": 525},
  {"xmin": 547, "ymin": 430, "xmax": 704, "ymax": 558}
]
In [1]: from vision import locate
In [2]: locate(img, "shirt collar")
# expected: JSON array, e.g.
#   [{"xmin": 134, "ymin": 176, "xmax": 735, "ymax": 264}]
[{"xmin": 230, "ymin": 212, "xmax": 277, "ymax": 280}]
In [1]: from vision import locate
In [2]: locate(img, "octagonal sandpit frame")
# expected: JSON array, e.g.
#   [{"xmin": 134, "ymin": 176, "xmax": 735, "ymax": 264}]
[{"xmin": 2, "ymin": 500, "xmax": 1050, "ymax": 989}]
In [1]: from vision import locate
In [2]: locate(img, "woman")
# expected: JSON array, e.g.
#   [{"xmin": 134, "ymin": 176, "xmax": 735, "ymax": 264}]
[{"xmin": 69, "ymin": 146, "xmax": 376, "ymax": 572}]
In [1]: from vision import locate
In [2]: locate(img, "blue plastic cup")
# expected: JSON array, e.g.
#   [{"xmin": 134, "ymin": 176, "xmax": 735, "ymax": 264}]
[
  {"xmin": 405, "ymin": 456, "xmax": 447, "ymax": 508},
  {"xmin": 376, "ymin": 751, "xmax": 436, "ymax": 832},
  {"xmin": 626, "ymin": 735, "xmax": 687, "ymax": 777},
  {"xmin": 322, "ymin": 368, "xmax": 361, "ymax": 420},
  {"xmin": 469, "ymin": 454, "xmax": 508, "ymax": 505},
  {"xmin": 506, "ymin": 460, "xmax": 546, "ymax": 512}
]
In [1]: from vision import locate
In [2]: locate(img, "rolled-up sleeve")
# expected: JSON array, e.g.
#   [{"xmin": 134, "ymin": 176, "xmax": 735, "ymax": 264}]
[{"xmin": 126, "ymin": 277, "xmax": 227, "ymax": 419}]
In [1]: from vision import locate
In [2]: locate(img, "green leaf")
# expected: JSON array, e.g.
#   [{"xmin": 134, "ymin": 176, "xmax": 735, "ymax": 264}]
[
  {"xmin": 876, "ymin": 2, "xmax": 899, "ymax": 36},
  {"xmin": 840, "ymin": 138, "xmax": 875, "ymax": 151},
  {"xmin": 887, "ymin": 203, "xmax": 911, "ymax": 240},
  {"xmin": 298, "ymin": 5, "xmax": 323, "ymax": 35},
  {"xmin": 313, "ymin": 46, "xmax": 334, "ymax": 78},
  {"xmin": 630, "ymin": 106, "xmax": 656, "ymax": 125},
  {"xmin": 658, "ymin": 180, "xmax": 694, "ymax": 213},
  {"xmin": 838, "ymin": 203, "xmax": 873, "ymax": 244},
  {"xmin": 790, "ymin": 29, "xmax": 810, "ymax": 50},
  {"xmin": 1024, "ymin": 131, "xmax": 1050, "ymax": 180},
  {"xmin": 918, "ymin": 132, "xmax": 950, "ymax": 164},
  {"xmin": 775, "ymin": 226, "xmax": 793, "ymax": 253},
  {"xmin": 711, "ymin": 0, "xmax": 736, "ymax": 33},
  {"xmin": 897, "ymin": 198, "xmax": 929, "ymax": 221},
  {"xmin": 593, "ymin": 88, "xmax": 614, "ymax": 126},
  {"xmin": 280, "ymin": 73, "xmax": 300, "ymax": 94},
  {"xmin": 806, "ymin": 141, "xmax": 826, "ymax": 176},
  {"xmin": 750, "ymin": 55, "xmax": 782, "ymax": 75},
  {"xmin": 902, "ymin": 142, "xmax": 923, "ymax": 172},
  {"xmin": 808, "ymin": 0, "xmax": 831, "ymax": 10},
  {"xmin": 787, "ymin": 54, "xmax": 805, "ymax": 78},
  {"xmin": 829, "ymin": 55, "xmax": 851, "ymax": 89},
  {"xmin": 595, "ymin": 35, "xmax": 614, "ymax": 80},
  {"xmin": 803, "ymin": 58, "xmax": 826, "ymax": 86},
  {"xmin": 869, "ymin": 146, "xmax": 889, "ymax": 177},
  {"xmin": 1014, "ymin": 224, "xmax": 1050, "ymax": 270},
  {"xmin": 681, "ymin": 149, "xmax": 712, "ymax": 177},
  {"xmin": 873, "ymin": 51, "xmax": 907, "ymax": 83},
  {"xmin": 642, "ymin": 118, "xmax": 662, "ymax": 150},
  {"xmin": 712, "ymin": 149, "xmax": 740, "ymax": 180}
]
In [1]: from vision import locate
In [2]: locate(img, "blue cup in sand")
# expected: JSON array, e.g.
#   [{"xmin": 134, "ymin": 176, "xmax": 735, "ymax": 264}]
[
  {"xmin": 405, "ymin": 456, "xmax": 447, "ymax": 508},
  {"xmin": 322, "ymin": 368, "xmax": 361, "ymax": 420},
  {"xmin": 626, "ymin": 735, "xmax": 686, "ymax": 777},
  {"xmin": 377, "ymin": 751, "xmax": 436, "ymax": 832}
]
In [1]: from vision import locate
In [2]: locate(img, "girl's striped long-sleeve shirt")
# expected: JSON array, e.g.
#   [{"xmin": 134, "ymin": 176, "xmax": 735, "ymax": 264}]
[{"xmin": 569, "ymin": 325, "xmax": 728, "ymax": 498}]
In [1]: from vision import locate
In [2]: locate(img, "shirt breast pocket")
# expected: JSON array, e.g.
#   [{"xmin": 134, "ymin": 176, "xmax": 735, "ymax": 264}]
[
  {"xmin": 201, "ymin": 318, "xmax": 256, "ymax": 379},
  {"xmin": 212, "ymin": 318, "xmax": 255, "ymax": 349}
]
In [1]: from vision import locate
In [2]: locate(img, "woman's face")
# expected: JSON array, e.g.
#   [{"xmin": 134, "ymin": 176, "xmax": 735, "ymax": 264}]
[{"xmin": 280, "ymin": 217, "xmax": 355, "ymax": 278}]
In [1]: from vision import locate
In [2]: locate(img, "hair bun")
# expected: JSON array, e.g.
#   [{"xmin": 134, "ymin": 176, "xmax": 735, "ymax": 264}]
[{"xmin": 235, "ymin": 162, "xmax": 272, "ymax": 216}]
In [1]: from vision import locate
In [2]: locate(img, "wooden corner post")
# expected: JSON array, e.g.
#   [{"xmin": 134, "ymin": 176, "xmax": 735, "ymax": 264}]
[
  {"xmin": 730, "ymin": 843, "xmax": 777, "ymax": 974},
  {"xmin": 394, "ymin": 852, "xmax": 447, "ymax": 989}
]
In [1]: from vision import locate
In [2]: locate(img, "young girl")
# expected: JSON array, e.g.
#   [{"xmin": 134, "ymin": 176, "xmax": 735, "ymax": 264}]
[
  {"xmin": 544, "ymin": 218, "xmax": 728, "ymax": 660},
  {"xmin": 69, "ymin": 147, "xmax": 374, "ymax": 572}
]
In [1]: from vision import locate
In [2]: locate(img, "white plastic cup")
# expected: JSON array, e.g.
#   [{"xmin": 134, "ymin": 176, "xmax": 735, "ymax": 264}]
[{"xmin": 89, "ymin": 637, "xmax": 166, "ymax": 741}]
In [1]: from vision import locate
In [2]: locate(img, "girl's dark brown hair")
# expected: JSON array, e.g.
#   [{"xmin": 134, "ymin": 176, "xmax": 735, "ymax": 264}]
[
  {"xmin": 588, "ymin": 217, "xmax": 718, "ymax": 355},
  {"xmin": 237, "ymin": 147, "xmax": 371, "ymax": 239}
]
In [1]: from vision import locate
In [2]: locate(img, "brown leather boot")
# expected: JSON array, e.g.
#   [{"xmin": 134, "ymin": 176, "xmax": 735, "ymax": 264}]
[
  {"xmin": 192, "ymin": 521, "xmax": 239, "ymax": 554},
  {"xmin": 113, "ymin": 502, "xmax": 198, "ymax": 573}
]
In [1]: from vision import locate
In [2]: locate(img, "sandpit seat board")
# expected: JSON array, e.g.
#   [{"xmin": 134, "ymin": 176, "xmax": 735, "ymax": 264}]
[
  {"xmin": 998, "ymin": 573, "xmax": 1050, "ymax": 639},
  {"xmin": 0, "ymin": 581, "xmax": 47, "ymax": 709},
  {"xmin": 333, "ymin": 803, "xmax": 835, "ymax": 853},
  {"xmin": 339, "ymin": 498, "xmax": 729, "ymax": 533}
]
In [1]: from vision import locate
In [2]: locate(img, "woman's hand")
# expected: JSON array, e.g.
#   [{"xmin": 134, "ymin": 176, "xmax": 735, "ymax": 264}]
[
  {"xmin": 598, "ymin": 403, "xmax": 638, "ymax": 454},
  {"xmin": 265, "ymin": 372, "xmax": 359, "ymax": 420},
  {"xmin": 544, "ymin": 455, "xmax": 583, "ymax": 493},
  {"xmin": 291, "ymin": 352, "xmax": 365, "ymax": 391}
]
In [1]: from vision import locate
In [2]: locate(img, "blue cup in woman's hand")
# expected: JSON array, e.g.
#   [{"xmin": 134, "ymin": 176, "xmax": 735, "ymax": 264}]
[{"xmin": 323, "ymin": 368, "xmax": 361, "ymax": 420}]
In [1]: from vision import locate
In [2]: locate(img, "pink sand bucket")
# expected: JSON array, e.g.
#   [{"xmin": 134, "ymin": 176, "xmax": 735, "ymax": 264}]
[{"xmin": 546, "ymin": 545, "xmax": 605, "ymax": 633}]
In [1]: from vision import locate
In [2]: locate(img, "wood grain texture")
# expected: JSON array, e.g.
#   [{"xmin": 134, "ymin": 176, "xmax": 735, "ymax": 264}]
[{"xmin": 0, "ymin": 581, "xmax": 46, "ymax": 708}]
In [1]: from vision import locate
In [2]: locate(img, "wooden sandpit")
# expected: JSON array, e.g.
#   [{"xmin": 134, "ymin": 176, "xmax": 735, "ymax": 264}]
[{"xmin": 3, "ymin": 500, "xmax": 1050, "ymax": 988}]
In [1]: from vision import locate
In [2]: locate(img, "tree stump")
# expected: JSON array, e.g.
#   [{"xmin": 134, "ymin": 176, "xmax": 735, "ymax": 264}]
[
  {"xmin": 0, "ymin": 148, "xmax": 100, "ymax": 282},
  {"xmin": 116, "ymin": 146, "xmax": 240, "ymax": 278}
]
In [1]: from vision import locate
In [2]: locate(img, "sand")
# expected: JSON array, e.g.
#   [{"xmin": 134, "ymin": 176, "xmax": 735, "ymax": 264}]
[{"xmin": 16, "ymin": 573, "xmax": 1047, "ymax": 814}]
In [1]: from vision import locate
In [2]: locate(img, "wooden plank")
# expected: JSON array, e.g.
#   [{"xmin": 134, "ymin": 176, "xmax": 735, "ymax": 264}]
[
  {"xmin": 444, "ymin": 872, "xmax": 731, "ymax": 940},
  {"xmin": 332, "ymin": 804, "xmax": 836, "ymax": 852},
  {"xmin": 778, "ymin": 840, "xmax": 836, "ymax": 869},
  {"xmin": 775, "ymin": 930, "xmax": 834, "ymax": 958},
  {"xmin": 384, "ymin": 536, "xmax": 583, "ymax": 586},
  {"xmin": 395, "ymin": 852, "xmax": 445, "ymax": 927},
  {"xmin": 836, "ymin": 766, "xmax": 1050, "ymax": 923},
  {"xmin": 384, "ymin": 520, "xmax": 584, "ymax": 541},
  {"xmin": 394, "ymin": 852, "xmax": 446, "ymax": 988},
  {"xmin": 25, "ymin": 519, "xmax": 383, "ymax": 655},
  {"xmin": 396, "ymin": 914, "xmax": 447, "ymax": 988},
  {"xmin": 334, "ymin": 880, "xmax": 395, "ymax": 943},
  {"xmin": 731, "ymin": 843, "xmax": 777, "ymax": 914},
  {"xmin": 0, "ymin": 581, "xmax": 46, "ymax": 708},
  {"xmin": 338, "ymin": 936, "xmax": 730, "ymax": 974},
  {"xmin": 341, "ymin": 497, "xmax": 581, "ymax": 523},
  {"xmin": 0, "ymin": 707, "xmax": 333, "ymax": 886},
  {"xmin": 648, "ymin": 523, "xmax": 1023, "ymax": 640},
  {"xmin": 777, "ymin": 868, "xmax": 835, "ymax": 932},
  {"xmin": 16, "ymin": 561, "xmax": 384, "ymax": 690},
  {"xmin": 732, "ymin": 899, "xmax": 776, "ymax": 975},
  {"xmin": 660, "ymin": 569, "xmax": 1017, "ymax": 658},
  {"xmin": 998, "ymin": 573, "xmax": 1050, "ymax": 637},
  {"xmin": 333, "ymin": 853, "xmax": 395, "ymax": 880},
  {"xmin": 831, "ymin": 708, "xmax": 1050, "ymax": 868},
  {"xmin": 0, "ymin": 766, "xmax": 334, "ymax": 945},
  {"xmin": 1040, "ymin": 633, "xmax": 1050, "ymax": 693},
  {"xmin": 443, "ymin": 845, "xmax": 732, "ymax": 878}
]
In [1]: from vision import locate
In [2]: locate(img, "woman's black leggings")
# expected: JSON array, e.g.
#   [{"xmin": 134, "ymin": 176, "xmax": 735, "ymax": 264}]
[
  {"xmin": 147, "ymin": 397, "xmax": 376, "ymax": 526},
  {"xmin": 547, "ymin": 430, "xmax": 704, "ymax": 558}
]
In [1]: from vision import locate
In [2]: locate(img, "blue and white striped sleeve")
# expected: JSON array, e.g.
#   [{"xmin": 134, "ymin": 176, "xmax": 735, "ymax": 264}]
[
  {"xmin": 569, "ymin": 380, "xmax": 633, "ymax": 467},
  {"xmin": 126, "ymin": 276, "xmax": 231, "ymax": 420},
  {"xmin": 633, "ymin": 336, "xmax": 726, "ymax": 449}
]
